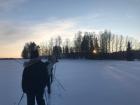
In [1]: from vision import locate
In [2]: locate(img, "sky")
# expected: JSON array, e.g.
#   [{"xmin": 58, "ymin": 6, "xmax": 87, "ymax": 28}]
[{"xmin": 0, "ymin": 0, "xmax": 140, "ymax": 58}]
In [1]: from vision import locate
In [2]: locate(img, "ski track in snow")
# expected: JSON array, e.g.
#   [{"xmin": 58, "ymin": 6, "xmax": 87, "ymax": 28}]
[{"xmin": 0, "ymin": 60, "xmax": 140, "ymax": 105}]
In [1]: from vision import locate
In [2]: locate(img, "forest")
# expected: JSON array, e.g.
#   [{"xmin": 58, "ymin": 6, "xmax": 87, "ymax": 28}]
[{"xmin": 21, "ymin": 30, "xmax": 140, "ymax": 61}]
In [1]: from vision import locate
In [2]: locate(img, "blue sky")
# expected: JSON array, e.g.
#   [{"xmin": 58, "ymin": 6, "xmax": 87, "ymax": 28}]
[{"xmin": 0, "ymin": 0, "xmax": 140, "ymax": 57}]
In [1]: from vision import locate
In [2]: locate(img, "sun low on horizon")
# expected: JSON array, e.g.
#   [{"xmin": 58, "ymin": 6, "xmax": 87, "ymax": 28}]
[{"xmin": 0, "ymin": 0, "xmax": 140, "ymax": 58}]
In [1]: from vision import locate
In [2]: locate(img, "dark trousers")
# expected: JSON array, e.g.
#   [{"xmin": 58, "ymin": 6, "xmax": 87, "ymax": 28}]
[{"xmin": 26, "ymin": 90, "xmax": 46, "ymax": 105}]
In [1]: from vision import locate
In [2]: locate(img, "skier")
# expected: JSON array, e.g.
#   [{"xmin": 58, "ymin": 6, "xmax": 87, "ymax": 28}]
[
  {"xmin": 22, "ymin": 49, "xmax": 50, "ymax": 105},
  {"xmin": 45, "ymin": 55, "xmax": 57, "ymax": 93}
]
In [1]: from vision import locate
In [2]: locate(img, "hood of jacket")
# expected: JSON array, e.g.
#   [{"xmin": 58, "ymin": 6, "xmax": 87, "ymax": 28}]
[{"xmin": 23, "ymin": 58, "xmax": 41, "ymax": 68}]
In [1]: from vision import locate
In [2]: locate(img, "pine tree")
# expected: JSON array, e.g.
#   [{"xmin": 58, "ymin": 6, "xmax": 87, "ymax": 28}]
[
  {"xmin": 21, "ymin": 45, "xmax": 28, "ymax": 59},
  {"xmin": 53, "ymin": 46, "xmax": 62, "ymax": 59},
  {"xmin": 126, "ymin": 41, "xmax": 134, "ymax": 61},
  {"xmin": 21, "ymin": 42, "xmax": 39, "ymax": 59}
]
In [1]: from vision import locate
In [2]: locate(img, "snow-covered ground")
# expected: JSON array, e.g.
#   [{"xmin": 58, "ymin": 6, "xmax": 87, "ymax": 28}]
[{"xmin": 0, "ymin": 59, "xmax": 140, "ymax": 105}]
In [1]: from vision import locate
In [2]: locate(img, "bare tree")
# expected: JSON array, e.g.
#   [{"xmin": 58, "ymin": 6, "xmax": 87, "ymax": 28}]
[
  {"xmin": 48, "ymin": 38, "xmax": 54, "ymax": 55},
  {"xmin": 115, "ymin": 35, "xmax": 119, "ymax": 52},
  {"xmin": 119, "ymin": 35, "xmax": 123, "ymax": 52},
  {"xmin": 55, "ymin": 36, "xmax": 62, "ymax": 46},
  {"xmin": 111, "ymin": 34, "xmax": 115, "ymax": 52},
  {"xmin": 39, "ymin": 42, "xmax": 48, "ymax": 56},
  {"xmin": 74, "ymin": 31, "xmax": 82, "ymax": 53}
]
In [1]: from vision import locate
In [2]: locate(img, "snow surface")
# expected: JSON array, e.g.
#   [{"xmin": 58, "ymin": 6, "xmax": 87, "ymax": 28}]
[{"xmin": 0, "ymin": 60, "xmax": 140, "ymax": 105}]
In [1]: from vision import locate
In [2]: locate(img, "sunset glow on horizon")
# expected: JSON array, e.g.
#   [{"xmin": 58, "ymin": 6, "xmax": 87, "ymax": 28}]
[{"xmin": 0, "ymin": 0, "xmax": 140, "ymax": 58}]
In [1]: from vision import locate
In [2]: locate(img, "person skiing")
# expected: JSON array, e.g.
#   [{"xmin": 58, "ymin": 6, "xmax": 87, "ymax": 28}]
[
  {"xmin": 22, "ymin": 49, "xmax": 50, "ymax": 105},
  {"xmin": 45, "ymin": 55, "xmax": 57, "ymax": 93}
]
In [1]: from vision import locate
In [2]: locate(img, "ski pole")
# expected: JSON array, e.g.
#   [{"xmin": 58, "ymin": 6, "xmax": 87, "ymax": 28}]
[
  {"xmin": 44, "ymin": 92, "xmax": 48, "ymax": 105},
  {"xmin": 54, "ymin": 76, "xmax": 66, "ymax": 91},
  {"xmin": 17, "ymin": 93, "xmax": 24, "ymax": 105},
  {"xmin": 53, "ymin": 64, "xmax": 56, "ymax": 77},
  {"xmin": 14, "ymin": 59, "xmax": 23, "ymax": 65},
  {"xmin": 45, "ymin": 91, "xmax": 50, "ymax": 105},
  {"xmin": 53, "ymin": 64, "xmax": 66, "ymax": 91}
]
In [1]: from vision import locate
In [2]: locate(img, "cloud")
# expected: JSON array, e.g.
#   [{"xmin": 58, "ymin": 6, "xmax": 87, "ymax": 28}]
[
  {"xmin": 0, "ymin": 17, "xmax": 101, "ymax": 58},
  {"xmin": 0, "ymin": 0, "xmax": 27, "ymax": 10},
  {"xmin": 0, "ymin": 21, "xmax": 31, "ymax": 44},
  {"xmin": 0, "ymin": 19, "xmax": 79, "ymax": 48},
  {"xmin": 31, "ymin": 20, "xmax": 77, "ymax": 40},
  {"xmin": 0, "ymin": 18, "xmax": 101, "ymax": 45},
  {"xmin": 0, "ymin": 19, "xmax": 77, "ymax": 57}
]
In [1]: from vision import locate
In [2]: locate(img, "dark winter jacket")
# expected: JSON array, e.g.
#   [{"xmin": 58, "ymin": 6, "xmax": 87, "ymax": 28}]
[{"xmin": 22, "ymin": 59, "xmax": 50, "ymax": 93}]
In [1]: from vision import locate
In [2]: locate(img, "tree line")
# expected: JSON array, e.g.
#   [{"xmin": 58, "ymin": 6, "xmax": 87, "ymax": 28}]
[{"xmin": 21, "ymin": 30, "xmax": 140, "ymax": 60}]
